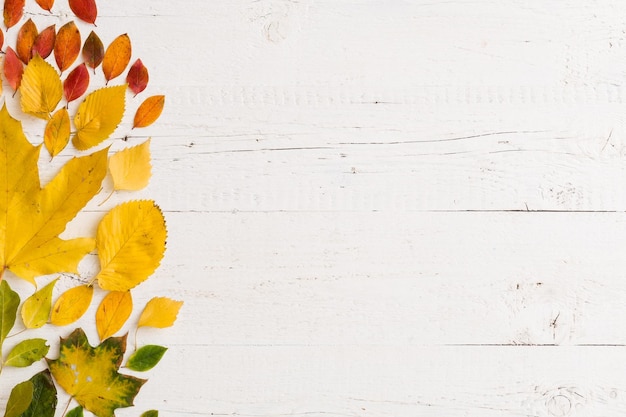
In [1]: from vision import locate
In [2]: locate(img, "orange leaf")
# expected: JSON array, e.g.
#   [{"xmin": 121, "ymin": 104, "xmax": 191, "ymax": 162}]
[
  {"xmin": 133, "ymin": 95, "xmax": 165, "ymax": 128},
  {"xmin": 64, "ymin": 63, "xmax": 89, "ymax": 103},
  {"xmin": 32, "ymin": 25, "xmax": 56, "ymax": 59},
  {"xmin": 102, "ymin": 34, "xmax": 131, "ymax": 83},
  {"xmin": 69, "ymin": 0, "xmax": 97, "ymax": 25},
  {"xmin": 126, "ymin": 59, "xmax": 148, "ymax": 96},
  {"xmin": 3, "ymin": 0, "xmax": 24, "ymax": 29},
  {"xmin": 4, "ymin": 47, "xmax": 23, "ymax": 91},
  {"xmin": 82, "ymin": 30, "xmax": 103, "ymax": 70},
  {"xmin": 96, "ymin": 291, "xmax": 132, "ymax": 341},
  {"xmin": 0, "ymin": 30, "xmax": 4, "ymax": 49},
  {"xmin": 16, "ymin": 19, "xmax": 37, "ymax": 64},
  {"xmin": 54, "ymin": 21, "xmax": 81, "ymax": 72},
  {"xmin": 35, "ymin": 0, "xmax": 54, "ymax": 12}
]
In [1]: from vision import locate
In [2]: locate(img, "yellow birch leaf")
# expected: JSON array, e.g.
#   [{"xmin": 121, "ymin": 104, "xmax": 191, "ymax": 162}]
[
  {"xmin": 73, "ymin": 85, "xmax": 125, "ymax": 151},
  {"xmin": 50, "ymin": 284, "xmax": 93, "ymax": 326},
  {"xmin": 44, "ymin": 108, "xmax": 70, "ymax": 158},
  {"xmin": 108, "ymin": 139, "xmax": 151, "ymax": 191},
  {"xmin": 20, "ymin": 54, "xmax": 62, "ymax": 120},
  {"xmin": 95, "ymin": 201, "xmax": 166, "ymax": 292},
  {"xmin": 21, "ymin": 278, "xmax": 57, "ymax": 329},
  {"xmin": 96, "ymin": 291, "xmax": 132, "ymax": 341},
  {"xmin": 138, "ymin": 297, "xmax": 183, "ymax": 329}
]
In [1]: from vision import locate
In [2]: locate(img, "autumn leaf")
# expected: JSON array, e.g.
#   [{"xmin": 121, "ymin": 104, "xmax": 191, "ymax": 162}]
[
  {"xmin": 0, "ymin": 30, "xmax": 4, "ymax": 49},
  {"xmin": 50, "ymin": 284, "xmax": 93, "ymax": 326},
  {"xmin": 96, "ymin": 291, "xmax": 132, "ymax": 341},
  {"xmin": 16, "ymin": 19, "xmax": 37, "ymax": 64},
  {"xmin": 69, "ymin": 0, "xmax": 97, "ymax": 24},
  {"xmin": 82, "ymin": 31, "xmax": 103, "ymax": 70},
  {"xmin": 64, "ymin": 63, "xmax": 89, "ymax": 103},
  {"xmin": 95, "ymin": 201, "xmax": 167, "ymax": 292},
  {"xmin": 4, "ymin": 338, "xmax": 49, "ymax": 367},
  {"xmin": 138, "ymin": 297, "xmax": 182, "ymax": 329},
  {"xmin": 66, "ymin": 407, "xmax": 84, "ymax": 417},
  {"xmin": 21, "ymin": 278, "xmax": 57, "ymax": 329},
  {"xmin": 4, "ymin": 381, "xmax": 33, "ymax": 417},
  {"xmin": 48, "ymin": 328, "xmax": 145, "ymax": 417},
  {"xmin": 4, "ymin": 47, "xmax": 24, "ymax": 91},
  {"xmin": 133, "ymin": 95, "xmax": 165, "ymax": 128},
  {"xmin": 18, "ymin": 370, "xmax": 57, "ymax": 417},
  {"xmin": 44, "ymin": 108, "xmax": 70, "ymax": 158},
  {"xmin": 73, "ymin": 85, "xmax": 125, "ymax": 150},
  {"xmin": 0, "ymin": 280, "xmax": 19, "ymax": 348},
  {"xmin": 126, "ymin": 345, "xmax": 167, "ymax": 372},
  {"xmin": 32, "ymin": 25, "xmax": 56, "ymax": 59},
  {"xmin": 3, "ymin": 0, "xmax": 24, "ymax": 29},
  {"xmin": 140, "ymin": 411, "xmax": 158, "ymax": 417},
  {"xmin": 102, "ymin": 34, "xmax": 131, "ymax": 83},
  {"xmin": 35, "ymin": 0, "xmax": 54, "ymax": 12},
  {"xmin": 127, "ymin": 59, "xmax": 148, "ymax": 96},
  {"xmin": 20, "ymin": 54, "xmax": 62, "ymax": 119},
  {"xmin": 109, "ymin": 139, "xmax": 151, "ymax": 191},
  {"xmin": 54, "ymin": 21, "xmax": 80, "ymax": 72}
]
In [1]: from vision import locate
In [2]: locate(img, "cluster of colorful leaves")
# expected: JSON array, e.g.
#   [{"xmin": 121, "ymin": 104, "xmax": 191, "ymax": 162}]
[{"xmin": 0, "ymin": 1, "xmax": 181, "ymax": 416}]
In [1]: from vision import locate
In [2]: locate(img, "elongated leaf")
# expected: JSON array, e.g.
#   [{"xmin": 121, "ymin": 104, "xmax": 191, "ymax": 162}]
[
  {"xmin": 127, "ymin": 59, "xmax": 148, "ymax": 95},
  {"xmin": 0, "ymin": 281, "xmax": 19, "ymax": 348},
  {"xmin": 82, "ymin": 31, "xmax": 103, "ymax": 69},
  {"xmin": 126, "ymin": 345, "xmax": 167, "ymax": 372},
  {"xmin": 20, "ymin": 54, "xmax": 62, "ymax": 119},
  {"xmin": 32, "ymin": 25, "xmax": 55, "ymax": 59},
  {"xmin": 102, "ymin": 34, "xmax": 131, "ymax": 82},
  {"xmin": 50, "ymin": 284, "xmax": 93, "ymax": 326},
  {"xmin": 0, "ymin": 30, "xmax": 4, "ymax": 49},
  {"xmin": 35, "ymin": 0, "xmax": 54, "ymax": 12},
  {"xmin": 5, "ymin": 338, "xmax": 49, "ymax": 367},
  {"xmin": 64, "ymin": 63, "xmax": 89, "ymax": 103},
  {"xmin": 138, "ymin": 297, "xmax": 182, "ymax": 329},
  {"xmin": 66, "ymin": 407, "xmax": 83, "ymax": 417},
  {"xmin": 4, "ymin": 47, "xmax": 24, "ymax": 91},
  {"xmin": 44, "ymin": 108, "xmax": 70, "ymax": 158},
  {"xmin": 4, "ymin": 381, "xmax": 33, "ymax": 417},
  {"xmin": 69, "ymin": 0, "xmax": 97, "ymax": 24},
  {"xmin": 140, "ymin": 411, "xmax": 158, "ymax": 417},
  {"xmin": 54, "ymin": 21, "xmax": 80, "ymax": 72},
  {"xmin": 96, "ymin": 291, "xmax": 132, "ymax": 341},
  {"xmin": 4, "ymin": 0, "xmax": 24, "ymax": 29},
  {"xmin": 133, "ymin": 95, "xmax": 164, "ymax": 128},
  {"xmin": 109, "ymin": 139, "xmax": 151, "ymax": 191},
  {"xmin": 16, "ymin": 19, "xmax": 37, "ymax": 64},
  {"xmin": 73, "ymin": 85, "xmax": 125, "ymax": 150},
  {"xmin": 20, "ymin": 370, "xmax": 57, "ymax": 417},
  {"xmin": 21, "ymin": 278, "xmax": 57, "ymax": 329}
]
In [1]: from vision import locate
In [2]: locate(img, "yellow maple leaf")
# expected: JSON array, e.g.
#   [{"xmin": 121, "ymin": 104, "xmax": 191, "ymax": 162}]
[
  {"xmin": 20, "ymin": 54, "xmax": 62, "ymax": 120},
  {"xmin": 108, "ymin": 139, "xmax": 151, "ymax": 191},
  {"xmin": 0, "ymin": 105, "xmax": 108, "ymax": 284},
  {"xmin": 138, "ymin": 296, "xmax": 183, "ymax": 328},
  {"xmin": 73, "ymin": 85, "xmax": 126, "ymax": 151}
]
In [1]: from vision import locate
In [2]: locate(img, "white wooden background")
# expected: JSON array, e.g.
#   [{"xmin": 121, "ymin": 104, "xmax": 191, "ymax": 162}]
[{"xmin": 6, "ymin": 0, "xmax": 626, "ymax": 416}]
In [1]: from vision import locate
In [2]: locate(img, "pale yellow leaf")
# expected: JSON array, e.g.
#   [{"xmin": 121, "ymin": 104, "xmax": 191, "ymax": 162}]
[
  {"xmin": 50, "ymin": 284, "xmax": 93, "ymax": 326},
  {"xmin": 44, "ymin": 108, "xmax": 70, "ymax": 158},
  {"xmin": 21, "ymin": 278, "xmax": 57, "ymax": 329},
  {"xmin": 96, "ymin": 291, "xmax": 132, "ymax": 341},
  {"xmin": 20, "ymin": 54, "xmax": 62, "ymax": 120},
  {"xmin": 109, "ymin": 139, "xmax": 151, "ymax": 191},
  {"xmin": 73, "ymin": 85, "xmax": 125, "ymax": 151},
  {"xmin": 138, "ymin": 297, "xmax": 182, "ymax": 329}
]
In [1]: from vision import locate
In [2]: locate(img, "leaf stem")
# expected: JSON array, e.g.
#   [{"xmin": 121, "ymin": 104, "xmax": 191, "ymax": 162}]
[{"xmin": 61, "ymin": 397, "xmax": 72, "ymax": 417}]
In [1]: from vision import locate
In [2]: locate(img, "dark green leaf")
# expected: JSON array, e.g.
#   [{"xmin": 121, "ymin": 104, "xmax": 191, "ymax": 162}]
[
  {"xmin": 126, "ymin": 345, "xmax": 167, "ymax": 372},
  {"xmin": 19, "ymin": 370, "xmax": 57, "ymax": 417},
  {"xmin": 5, "ymin": 338, "xmax": 49, "ymax": 367},
  {"xmin": 140, "ymin": 411, "xmax": 158, "ymax": 417},
  {"xmin": 0, "ymin": 280, "xmax": 20, "ymax": 348},
  {"xmin": 4, "ymin": 381, "xmax": 33, "ymax": 417},
  {"xmin": 66, "ymin": 406, "xmax": 83, "ymax": 417}
]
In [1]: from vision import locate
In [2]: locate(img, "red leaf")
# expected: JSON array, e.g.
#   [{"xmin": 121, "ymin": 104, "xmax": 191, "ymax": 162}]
[
  {"xmin": 54, "ymin": 21, "xmax": 81, "ymax": 72},
  {"xmin": 4, "ymin": 47, "xmax": 23, "ymax": 91},
  {"xmin": 82, "ymin": 30, "xmax": 104, "ymax": 69},
  {"xmin": 32, "ymin": 25, "xmax": 56, "ymax": 59},
  {"xmin": 126, "ymin": 59, "xmax": 149, "ymax": 96},
  {"xmin": 69, "ymin": 0, "xmax": 97, "ymax": 24},
  {"xmin": 4, "ymin": 0, "xmax": 24, "ymax": 29},
  {"xmin": 16, "ymin": 18, "xmax": 37, "ymax": 64},
  {"xmin": 63, "ymin": 63, "xmax": 89, "ymax": 103},
  {"xmin": 35, "ymin": 0, "xmax": 54, "ymax": 12}
]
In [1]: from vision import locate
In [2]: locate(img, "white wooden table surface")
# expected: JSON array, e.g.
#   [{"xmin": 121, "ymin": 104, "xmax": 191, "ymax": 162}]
[{"xmin": 7, "ymin": 0, "xmax": 626, "ymax": 416}]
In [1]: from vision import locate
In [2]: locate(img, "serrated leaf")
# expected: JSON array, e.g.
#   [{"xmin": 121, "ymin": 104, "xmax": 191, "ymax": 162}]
[
  {"xmin": 50, "ymin": 284, "xmax": 93, "ymax": 326},
  {"xmin": 133, "ymin": 95, "xmax": 164, "ymax": 128},
  {"xmin": 102, "ymin": 34, "xmax": 131, "ymax": 83},
  {"xmin": 21, "ymin": 278, "xmax": 57, "ymax": 328},
  {"xmin": 73, "ymin": 85, "xmax": 125, "ymax": 150},
  {"xmin": 19, "ymin": 370, "xmax": 57, "ymax": 417},
  {"xmin": 64, "ymin": 63, "xmax": 89, "ymax": 103},
  {"xmin": 69, "ymin": 0, "xmax": 97, "ymax": 24},
  {"xmin": 66, "ymin": 406, "xmax": 83, "ymax": 417},
  {"xmin": 140, "ymin": 411, "xmax": 158, "ymax": 417},
  {"xmin": 0, "ymin": 281, "xmax": 19, "ymax": 348},
  {"xmin": 127, "ymin": 59, "xmax": 148, "ymax": 96},
  {"xmin": 82, "ymin": 31, "xmax": 103, "ymax": 70},
  {"xmin": 109, "ymin": 139, "xmax": 151, "ymax": 191},
  {"xmin": 138, "ymin": 297, "xmax": 182, "ymax": 329},
  {"xmin": 5, "ymin": 338, "xmax": 49, "ymax": 367},
  {"xmin": 4, "ymin": 47, "xmax": 24, "ymax": 91},
  {"xmin": 47, "ymin": 328, "xmax": 145, "ymax": 417},
  {"xmin": 95, "ymin": 201, "xmax": 167, "ymax": 292},
  {"xmin": 126, "ymin": 345, "xmax": 167, "ymax": 372},
  {"xmin": 96, "ymin": 291, "xmax": 132, "ymax": 341},
  {"xmin": 4, "ymin": 0, "xmax": 24, "ymax": 29},
  {"xmin": 35, "ymin": 0, "xmax": 54, "ymax": 12},
  {"xmin": 20, "ymin": 54, "xmax": 62, "ymax": 119},
  {"xmin": 32, "ymin": 25, "xmax": 55, "ymax": 59},
  {"xmin": 16, "ymin": 19, "xmax": 37, "ymax": 64},
  {"xmin": 54, "ymin": 21, "xmax": 80, "ymax": 72},
  {"xmin": 4, "ymin": 381, "xmax": 33, "ymax": 417},
  {"xmin": 44, "ymin": 108, "xmax": 70, "ymax": 158}
]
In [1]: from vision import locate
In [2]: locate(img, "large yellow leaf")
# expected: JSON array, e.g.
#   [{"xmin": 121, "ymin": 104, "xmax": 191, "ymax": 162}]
[
  {"xmin": 50, "ymin": 284, "xmax": 93, "ymax": 326},
  {"xmin": 47, "ymin": 328, "xmax": 145, "ymax": 417},
  {"xmin": 20, "ymin": 54, "xmax": 62, "ymax": 120},
  {"xmin": 96, "ymin": 291, "xmax": 132, "ymax": 341},
  {"xmin": 108, "ymin": 139, "xmax": 151, "ymax": 191},
  {"xmin": 138, "ymin": 297, "xmax": 183, "ymax": 329},
  {"xmin": 73, "ymin": 85, "xmax": 125, "ymax": 151},
  {"xmin": 95, "ymin": 201, "xmax": 166, "ymax": 291},
  {"xmin": 0, "ymin": 105, "xmax": 108, "ymax": 284}
]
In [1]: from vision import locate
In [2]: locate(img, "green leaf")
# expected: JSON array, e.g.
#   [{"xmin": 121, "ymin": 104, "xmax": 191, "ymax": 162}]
[
  {"xmin": 66, "ymin": 406, "xmax": 83, "ymax": 417},
  {"xmin": 140, "ymin": 411, "xmax": 158, "ymax": 417},
  {"xmin": 5, "ymin": 338, "xmax": 50, "ymax": 367},
  {"xmin": 0, "ymin": 280, "xmax": 20, "ymax": 348},
  {"xmin": 126, "ymin": 345, "xmax": 167, "ymax": 372},
  {"xmin": 19, "ymin": 370, "xmax": 57, "ymax": 417},
  {"xmin": 4, "ymin": 381, "xmax": 33, "ymax": 417},
  {"xmin": 21, "ymin": 278, "xmax": 57, "ymax": 329}
]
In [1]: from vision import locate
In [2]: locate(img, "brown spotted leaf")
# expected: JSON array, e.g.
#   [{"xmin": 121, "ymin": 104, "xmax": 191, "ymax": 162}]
[
  {"xmin": 16, "ymin": 18, "xmax": 37, "ymax": 63},
  {"xmin": 82, "ymin": 31, "xmax": 103, "ymax": 70},
  {"xmin": 69, "ymin": 0, "xmax": 97, "ymax": 24},
  {"xmin": 64, "ymin": 63, "xmax": 89, "ymax": 103},
  {"xmin": 102, "ymin": 34, "xmax": 131, "ymax": 83},
  {"xmin": 126, "ymin": 59, "xmax": 148, "ymax": 96},
  {"xmin": 4, "ymin": 47, "xmax": 24, "ymax": 91},
  {"xmin": 54, "ymin": 21, "xmax": 80, "ymax": 72},
  {"xmin": 4, "ymin": 0, "xmax": 24, "ymax": 29},
  {"xmin": 32, "ymin": 25, "xmax": 56, "ymax": 59}
]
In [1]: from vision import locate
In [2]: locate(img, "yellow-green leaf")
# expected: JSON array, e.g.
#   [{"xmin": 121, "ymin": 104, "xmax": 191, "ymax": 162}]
[
  {"xmin": 5, "ymin": 338, "xmax": 49, "ymax": 367},
  {"xmin": 73, "ymin": 85, "xmax": 125, "ymax": 151},
  {"xmin": 96, "ymin": 291, "xmax": 132, "ymax": 341},
  {"xmin": 20, "ymin": 54, "xmax": 62, "ymax": 120},
  {"xmin": 44, "ymin": 107, "xmax": 70, "ymax": 158},
  {"xmin": 50, "ymin": 284, "xmax": 93, "ymax": 326},
  {"xmin": 19, "ymin": 370, "xmax": 57, "ymax": 417},
  {"xmin": 95, "ymin": 201, "xmax": 166, "ymax": 292},
  {"xmin": 138, "ymin": 297, "xmax": 182, "ymax": 329},
  {"xmin": 4, "ymin": 380, "xmax": 33, "ymax": 417},
  {"xmin": 109, "ymin": 139, "xmax": 151, "ymax": 191},
  {"xmin": 21, "ymin": 278, "xmax": 57, "ymax": 329},
  {"xmin": 0, "ymin": 280, "xmax": 19, "ymax": 348}
]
